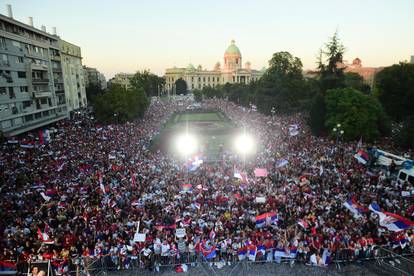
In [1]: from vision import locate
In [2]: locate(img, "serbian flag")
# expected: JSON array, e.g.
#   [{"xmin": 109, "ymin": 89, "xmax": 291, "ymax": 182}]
[
  {"xmin": 248, "ymin": 244, "xmax": 257, "ymax": 261},
  {"xmin": 201, "ymin": 245, "xmax": 216, "ymax": 260},
  {"xmin": 234, "ymin": 168, "xmax": 249, "ymax": 183},
  {"xmin": 407, "ymin": 204, "xmax": 414, "ymax": 218},
  {"xmin": 256, "ymin": 212, "xmax": 278, "ymax": 228},
  {"xmin": 254, "ymin": 168, "xmax": 268, "ymax": 177},
  {"xmin": 52, "ymin": 259, "xmax": 68, "ymax": 274},
  {"xmin": 238, "ymin": 247, "xmax": 247, "ymax": 260},
  {"xmin": 40, "ymin": 192, "xmax": 51, "ymax": 202},
  {"xmin": 354, "ymin": 150, "xmax": 369, "ymax": 165},
  {"xmin": 181, "ymin": 184, "xmax": 193, "ymax": 193},
  {"xmin": 257, "ymin": 244, "xmax": 266, "ymax": 255},
  {"xmin": 37, "ymin": 228, "xmax": 54, "ymax": 244},
  {"xmin": 343, "ymin": 198, "xmax": 368, "ymax": 219},
  {"xmin": 369, "ymin": 203, "xmax": 414, "ymax": 232},
  {"xmin": 186, "ymin": 154, "xmax": 204, "ymax": 172},
  {"xmin": 297, "ymin": 219, "xmax": 309, "ymax": 229},
  {"xmin": 0, "ymin": 261, "xmax": 16, "ymax": 271}
]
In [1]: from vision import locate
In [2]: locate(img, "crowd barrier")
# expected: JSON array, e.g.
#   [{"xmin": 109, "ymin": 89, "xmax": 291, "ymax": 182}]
[{"xmin": 12, "ymin": 245, "xmax": 414, "ymax": 275}]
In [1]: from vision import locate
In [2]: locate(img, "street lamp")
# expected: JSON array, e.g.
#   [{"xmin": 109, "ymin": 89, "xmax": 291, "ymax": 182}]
[
  {"xmin": 332, "ymin": 124, "xmax": 344, "ymax": 143},
  {"xmin": 271, "ymin": 107, "xmax": 276, "ymax": 118}
]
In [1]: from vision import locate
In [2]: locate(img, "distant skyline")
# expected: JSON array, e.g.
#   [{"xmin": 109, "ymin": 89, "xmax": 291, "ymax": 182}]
[{"xmin": 3, "ymin": 0, "xmax": 413, "ymax": 79}]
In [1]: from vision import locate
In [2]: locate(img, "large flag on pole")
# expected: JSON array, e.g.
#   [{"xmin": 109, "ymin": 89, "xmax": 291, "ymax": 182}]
[
  {"xmin": 369, "ymin": 203, "xmax": 414, "ymax": 232},
  {"xmin": 343, "ymin": 198, "xmax": 368, "ymax": 219}
]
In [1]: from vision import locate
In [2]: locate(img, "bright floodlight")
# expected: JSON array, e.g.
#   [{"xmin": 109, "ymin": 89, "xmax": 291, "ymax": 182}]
[
  {"xmin": 234, "ymin": 133, "xmax": 255, "ymax": 154},
  {"xmin": 176, "ymin": 133, "xmax": 197, "ymax": 155}
]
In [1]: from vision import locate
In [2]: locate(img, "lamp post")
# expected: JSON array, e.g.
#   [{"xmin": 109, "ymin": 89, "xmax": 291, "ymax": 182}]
[
  {"xmin": 332, "ymin": 123, "xmax": 344, "ymax": 143},
  {"xmin": 271, "ymin": 107, "xmax": 276, "ymax": 119},
  {"xmin": 113, "ymin": 113, "xmax": 118, "ymax": 124}
]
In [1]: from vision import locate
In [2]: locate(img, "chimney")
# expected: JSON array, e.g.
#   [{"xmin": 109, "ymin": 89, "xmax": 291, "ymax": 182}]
[
  {"xmin": 52, "ymin": 27, "xmax": 57, "ymax": 35},
  {"xmin": 28, "ymin": 17, "xmax": 33, "ymax": 27},
  {"xmin": 41, "ymin": 25, "xmax": 46, "ymax": 32},
  {"xmin": 6, "ymin": 4, "xmax": 13, "ymax": 18}
]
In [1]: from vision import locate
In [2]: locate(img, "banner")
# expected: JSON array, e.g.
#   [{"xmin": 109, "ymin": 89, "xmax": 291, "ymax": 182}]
[
  {"xmin": 176, "ymin": 228, "xmax": 186, "ymax": 238},
  {"xmin": 133, "ymin": 233, "xmax": 146, "ymax": 242},
  {"xmin": 254, "ymin": 168, "xmax": 268, "ymax": 177}
]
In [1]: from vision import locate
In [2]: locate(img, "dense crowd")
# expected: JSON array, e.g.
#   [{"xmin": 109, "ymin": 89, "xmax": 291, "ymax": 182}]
[{"xmin": 1, "ymin": 97, "xmax": 414, "ymax": 274}]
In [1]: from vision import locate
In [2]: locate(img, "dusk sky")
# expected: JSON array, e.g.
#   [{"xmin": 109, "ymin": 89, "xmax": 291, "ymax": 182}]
[{"xmin": 3, "ymin": 0, "xmax": 413, "ymax": 79}]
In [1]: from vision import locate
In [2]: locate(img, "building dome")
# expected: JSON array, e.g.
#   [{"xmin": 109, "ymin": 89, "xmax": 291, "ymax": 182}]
[
  {"xmin": 186, "ymin": 63, "xmax": 195, "ymax": 71},
  {"xmin": 224, "ymin": 40, "xmax": 241, "ymax": 57}
]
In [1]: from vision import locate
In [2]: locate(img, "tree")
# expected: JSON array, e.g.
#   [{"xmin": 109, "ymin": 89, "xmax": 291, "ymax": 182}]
[
  {"xmin": 309, "ymin": 93, "xmax": 326, "ymax": 135},
  {"xmin": 344, "ymin": 72, "xmax": 370, "ymax": 93},
  {"xmin": 255, "ymin": 51, "xmax": 310, "ymax": 114},
  {"xmin": 318, "ymin": 31, "xmax": 346, "ymax": 91},
  {"xmin": 375, "ymin": 62, "xmax": 414, "ymax": 122},
  {"xmin": 85, "ymin": 84, "xmax": 103, "ymax": 104},
  {"xmin": 93, "ymin": 84, "xmax": 149, "ymax": 124},
  {"xmin": 394, "ymin": 116, "xmax": 414, "ymax": 149},
  {"xmin": 129, "ymin": 70, "xmax": 165, "ymax": 97},
  {"xmin": 325, "ymin": 88, "xmax": 390, "ymax": 141},
  {"xmin": 310, "ymin": 32, "xmax": 346, "ymax": 134},
  {"xmin": 193, "ymin": 89, "xmax": 203, "ymax": 102},
  {"xmin": 175, "ymin": 78, "xmax": 187, "ymax": 95}
]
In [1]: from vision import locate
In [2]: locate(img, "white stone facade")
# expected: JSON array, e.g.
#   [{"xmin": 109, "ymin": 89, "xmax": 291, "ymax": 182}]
[{"xmin": 164, "ymin": 40, "xmax": 264, "ymax": 94}]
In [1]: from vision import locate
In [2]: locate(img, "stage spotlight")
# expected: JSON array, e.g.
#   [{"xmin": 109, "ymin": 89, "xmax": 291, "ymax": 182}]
[
  {"xmin": 234, "ymin": 133, "xmax": 255, "ymax": 155},
  {"xmin": 175, "ymin": 133, "xmax": 197, "ymax": 155}
]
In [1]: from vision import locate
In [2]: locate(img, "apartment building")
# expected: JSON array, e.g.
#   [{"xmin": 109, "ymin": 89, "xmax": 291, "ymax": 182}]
[
  {"xmin": 110, "ymin": 73, "xmax": 134, "ymax": 89},
  {"xmin": 60, "ymin": 39, "xmax": 87, "ymax": 111},
  {"xmin": 0, "ymin": 8, "xmax": 68, "ymax": 137},
  {"xmin": 83, "ymin": 66, "xmax": 106, "ymax": 90}
]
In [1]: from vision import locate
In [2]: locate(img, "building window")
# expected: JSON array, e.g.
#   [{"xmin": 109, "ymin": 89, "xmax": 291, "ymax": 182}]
[
  {"xmin": 16, "ymin": 56, "xmax": 24, "ymax": 63},
  {"xmin": 198, "ymin": 84, "xmax": 201, "ymax": 89},
  {"xmin": 17, "ymin": 71, "xmax": 26, "ymax": 78},
  {"xmin": 23, "ymin": 101, "xmax": 32, "ymax": 108},
  {"xmin": 208, "ymin": 77, "xmax": 210, "ymax": 82},
  {"xmin": 198, "ymin": 77, "xmax": 201, "ymax": 82},
  {"xmin": 20, "ymin": 86, "xmax": 28, "ymax": 92},
  {"xmin": 35, "ymin": 112, "xmax": 42, "ymax": 119},
  {"xmin": 191, "ymin": 77, "xmax": 194, "ymax": 82},
  {"xmin": 192, "ymin": 84, "xmax": 194, "ymax": 89},
  {"xmin": 0, "ymin": 87, "xmax": 6, "ymax": 94},
  {"xmin": 0, "ymin": 37, "xmax": 6, "ymax": 49},
  {"xmin": 8, "ymin": 87, "xmax": 15, "ymax": 98},
  {"xmin": 25, "ymin": 114, "xmax": 33, "ymax": 122},
  {"xmin": 203, "ymin": 77, "xmax": 205, "ymax": 82}
]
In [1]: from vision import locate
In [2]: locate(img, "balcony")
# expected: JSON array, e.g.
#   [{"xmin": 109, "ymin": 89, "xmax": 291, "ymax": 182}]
[
  {"xmin": 31, "ymin": 63, "xmax": 49, "ymax": 71},
  {"xmin": 32, "ymin": 78, "xmax": 49, "ymax": 84},
  {"xmin": 54, "ymin": 78, "xmax": 64, "ymax": 83},
  {"xmin": 51, "ymin": 55, "xmax": 61, "ymax": 61},
  {"xmin": 32, "ymin": 91, "xmax": 52, "ymax": 98},
  {"xmin": 0, "ymin": 61, "xmax": 10, "ymax": 68}
]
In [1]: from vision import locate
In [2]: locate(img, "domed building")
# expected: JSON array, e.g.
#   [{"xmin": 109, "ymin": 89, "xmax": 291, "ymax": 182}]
[{"xmin": 164, "ymin": 40, "xmax": 264, "ymax": 94}]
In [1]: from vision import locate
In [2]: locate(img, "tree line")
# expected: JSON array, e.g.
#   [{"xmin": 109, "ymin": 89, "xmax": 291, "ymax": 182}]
[
  {"xmin": 194, "ymin": 32, "xmax": 414, "ymax": 149},
  {"xmin": 86, "ymin": 70, "xmax": 164, "ymax": 124}
]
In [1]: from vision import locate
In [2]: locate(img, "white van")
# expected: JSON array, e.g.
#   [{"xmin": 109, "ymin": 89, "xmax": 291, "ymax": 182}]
[{"xmin": 398, "ymin": 168, "xmax": 414, "ymax": 184}]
